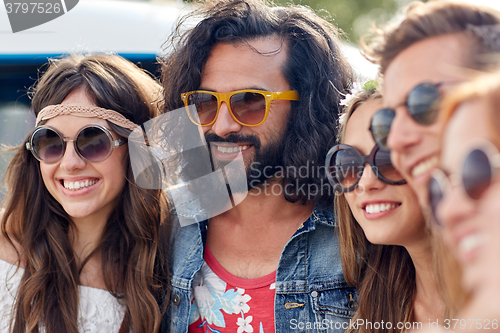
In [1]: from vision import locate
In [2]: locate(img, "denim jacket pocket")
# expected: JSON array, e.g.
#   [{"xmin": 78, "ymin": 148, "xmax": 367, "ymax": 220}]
[
  {"xmin": 302, "ymin": 286, "xmax": 356, "ymax": 333},
  {"xmin": 311, "ymin": 285, "xmax": 356, "ymax": 319}
]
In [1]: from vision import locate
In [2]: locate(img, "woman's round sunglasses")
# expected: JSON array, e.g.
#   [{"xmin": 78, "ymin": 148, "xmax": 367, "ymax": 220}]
[
  {"xmin": 369, "ymin": 82, "xmax": 442, "ymax": 150},
  {"xmin": 26, "ymin": 124, "xmax": 125, "ymax": 164},
  {"xmin": 325, "ymin": 143, "xmax": 406, "ymax": 193},
  {"xmin": 428, "ymin": 141, "xmax": 500, "ymax": 225}
]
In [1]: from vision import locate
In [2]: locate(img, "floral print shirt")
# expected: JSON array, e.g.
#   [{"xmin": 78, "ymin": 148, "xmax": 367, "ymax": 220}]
[{"xmin": 188, "ymin": 247, "xmax": 276, "ymax": 333}]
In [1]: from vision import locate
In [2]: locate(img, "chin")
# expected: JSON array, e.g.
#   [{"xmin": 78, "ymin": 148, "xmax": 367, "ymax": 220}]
[
  {"xmin": 62, "ymin": 205, "xmax": 94, "ymax": 220},
  {"xmin": 366, "ymin": 237, "xmax": 389, "ymax": 246},
  {"xmin": 461, "ymin": 261, "xmax": 483, "ymax": 294},
  {"xmin": 364, "ymin": 232, "xmax": 399, "ymax": 246},
  {"xmin": 364, "ymin": 233, "xmax": 385, "ymax": 245}
]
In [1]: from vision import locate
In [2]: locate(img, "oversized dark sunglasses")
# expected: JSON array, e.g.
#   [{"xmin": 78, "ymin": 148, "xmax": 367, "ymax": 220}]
[
  {"xmin": 325, "ymin": 143, "xmax": 406, "ymax": 193},
  {"xmin": 26, "ymin": 124, "xmax": 125, "ymax": 164},
  {"xmin": 428, "ymin": 142, "xmax": 500, "ymax": 225},
  {"xmin": 181, "ymin": 89, "xmax": 299, "ymax": 127},
  {"xmin": 369, "ymin": 82, "xmax": 442, "ymax": 150}
]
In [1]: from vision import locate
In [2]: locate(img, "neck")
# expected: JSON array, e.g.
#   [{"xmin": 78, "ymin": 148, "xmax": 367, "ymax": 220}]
[
  {"xmin": 405, "ymin": 237, "xmax": 444, "ymax": 322},
  {"xmin": 221, "ymin": 180, "xmax": 314, "ymax": 226},
  {"xmin": 70, "ymin": 215, "xmax": 108, "ymax": 266},
  {"xmin": 206, "ymin": 180, "xmax": 315, "ymax": 278}
]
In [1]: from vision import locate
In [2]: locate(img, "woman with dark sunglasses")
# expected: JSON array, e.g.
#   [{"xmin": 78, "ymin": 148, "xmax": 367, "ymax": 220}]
[
  {"xmin": 328, "ymin": 88, "xmax": 454, "ymax": 332},
  {"xmin": 0, "ymin": 54, "xmax": 170, "ymax": 333},
  {"xmin": 431, "ymin": 69, "xmax": 500, "ymax": 326}
]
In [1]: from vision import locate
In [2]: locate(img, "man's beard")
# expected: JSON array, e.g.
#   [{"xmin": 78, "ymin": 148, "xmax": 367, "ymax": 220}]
[{"xmin": 205, "ymin": 131, "xmax": 285, "ymax": 191}]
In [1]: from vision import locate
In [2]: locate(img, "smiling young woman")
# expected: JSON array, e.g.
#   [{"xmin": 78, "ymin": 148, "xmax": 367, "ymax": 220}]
[
  {"xmin": 0, "ymin": 54, "xmax": 170, "ymax": 333},
  {"xmin": 328, "ymin": 88, "xmax": 459, "ymax": 332},
  {"xmin": 430, "ymin": 68, "xmax": 500, "ymax": 324}
]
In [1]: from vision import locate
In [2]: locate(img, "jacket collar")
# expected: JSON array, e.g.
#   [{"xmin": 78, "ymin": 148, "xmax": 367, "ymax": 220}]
[{"xmin": 311, "ymin": 205, "xmax": 336, "ymax": 227}]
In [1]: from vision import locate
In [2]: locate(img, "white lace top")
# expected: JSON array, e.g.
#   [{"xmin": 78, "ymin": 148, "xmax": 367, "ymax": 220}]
[{"xmin": 0, "ymin": 259, "xmax": 126, "ymax": 333}]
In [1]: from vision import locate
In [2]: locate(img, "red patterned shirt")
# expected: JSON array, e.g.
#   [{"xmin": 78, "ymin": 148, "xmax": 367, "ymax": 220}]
[{"xmin": 188, "ymin": 247, "xmax": 276, "ymax": 333}]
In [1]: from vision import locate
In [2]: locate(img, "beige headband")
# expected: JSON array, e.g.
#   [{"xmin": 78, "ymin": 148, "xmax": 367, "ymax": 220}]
[{"xmin": 36, "ymin": 104, "xmax": 139, "ymax": 131}]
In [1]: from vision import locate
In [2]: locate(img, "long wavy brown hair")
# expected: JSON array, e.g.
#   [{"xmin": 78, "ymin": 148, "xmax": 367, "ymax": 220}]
[
  {"xmin": 335, "ymin": 89, "xmax": 462, "ymax": 332},
  {"xmin": 1, "ymin": 54, "xmax": 170, "ymax": 333},
  {"xmin": 161, "ymin": 0, "xmax": 354, "ymax": 206}
]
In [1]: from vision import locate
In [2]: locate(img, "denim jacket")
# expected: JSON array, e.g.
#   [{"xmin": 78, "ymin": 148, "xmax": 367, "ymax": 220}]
[{"xmin": 163, "ymin": 206, "xmax": 356, "ymax": 332}]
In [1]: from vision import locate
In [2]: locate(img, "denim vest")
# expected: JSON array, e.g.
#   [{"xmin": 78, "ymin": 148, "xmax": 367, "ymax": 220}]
[{"xmin": 163, "ymin": 206, "xmax": 356, "ymax": 332}]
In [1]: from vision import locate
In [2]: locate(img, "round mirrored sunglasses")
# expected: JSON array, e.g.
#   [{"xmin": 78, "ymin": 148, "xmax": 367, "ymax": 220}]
[
  {"xmin": 369, "ymin": 82, "xmax": 442, "ymax": 150},
  {"xmin": 429, "ymin": 141, "xmax": 500, "ymax": 226},
  {"xmin": 26, "ymin": 124, "xmax": 125, "ymax": 164},
  {"xmin": 325, "ymin": 143, "xmax": 406, "ymax": 193}
]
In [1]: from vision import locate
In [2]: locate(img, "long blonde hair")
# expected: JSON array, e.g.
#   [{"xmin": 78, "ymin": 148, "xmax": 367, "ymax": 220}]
[{"xmin": 436, "ymin": 67, "xmax": 500, "ymax": 314}]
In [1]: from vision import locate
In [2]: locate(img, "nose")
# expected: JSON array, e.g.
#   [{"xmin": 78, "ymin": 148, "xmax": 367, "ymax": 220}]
[
  {"xmin": 357, "ymin": 163, "xmax": 386, "ymax": 193},
  {"xmin": 437, "ymin": 186, "xmax": 476, "ymax": 240},
  {"xmin": 59, "ymin": 141, "xmax": 86, "ymax": 171},
  {"xmin": 210, "ymin": 102, "xmax": 242, "ymax": 137},
  {"xmin": 386, "ymin": 107, "xmax": 422, "ymax": 155}
]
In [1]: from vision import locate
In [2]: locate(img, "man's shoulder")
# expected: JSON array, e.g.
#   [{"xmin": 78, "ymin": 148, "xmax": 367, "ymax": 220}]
[
  {"xmin": 169, "ymin": 217, "xmax": 205, "ymax": 278},
  {"xmin": 310, "ymin": 205, "xmax": 336, "ymax": 227}
]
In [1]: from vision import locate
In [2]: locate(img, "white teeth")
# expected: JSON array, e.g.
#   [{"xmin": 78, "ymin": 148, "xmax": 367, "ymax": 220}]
[
  {"xmin": 379, "ymin": 204, "xmax": 391, "ymax": 212},
  {"xmin": 216, "ymin": 145, "xmax": 249, "ymax": 153},
  {"xmin": 364, "ymin": 203, "xmax": 398, "ymax": 214},
  {"xmin": 411, "ymin": 156, "xmax": 438, "ymax": 178},
  {"xmin": 458, "ymin": 233, "xmax": 484, "ymax": 255},
  {"xmin": 63, "ymin": 179, "xmax": 97, "ymax": 191}
]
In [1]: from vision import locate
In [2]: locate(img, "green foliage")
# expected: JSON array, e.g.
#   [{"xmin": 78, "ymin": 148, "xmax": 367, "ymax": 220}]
[
  {"xmin": 179, "ymin": 0, "xmax": 429, "ymax": 45},
  {"xmin": 272, "ymin": 0, "xmax": 400, "ymax": 44},
  {"xmin": 362, "ymin": 80, "xmax": 378, "ymax": 90}
]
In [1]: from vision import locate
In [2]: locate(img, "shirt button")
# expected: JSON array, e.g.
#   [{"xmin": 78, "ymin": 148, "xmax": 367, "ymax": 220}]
[
  {"xmin": 311, "ymin": 291, "xmax": 318, "ymax": 298},
  {"xmin": 172, "ymin": 294, "xmax": 181, "ymax": 306}
]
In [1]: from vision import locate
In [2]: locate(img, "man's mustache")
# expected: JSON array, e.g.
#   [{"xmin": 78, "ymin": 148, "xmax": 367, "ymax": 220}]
[{"xmin": 205, "ymin": 133, "xmax": 261, "ymax": 150}]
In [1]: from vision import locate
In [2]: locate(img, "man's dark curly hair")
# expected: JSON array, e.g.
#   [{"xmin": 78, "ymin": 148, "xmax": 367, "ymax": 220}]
[{"xmin": 160, "ymin": 0, "xmax": 354, "ymax": 206}]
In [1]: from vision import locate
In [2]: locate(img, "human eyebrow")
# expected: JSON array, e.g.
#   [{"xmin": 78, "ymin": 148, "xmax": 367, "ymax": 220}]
[{"xmin": 196, "ymin": 87, "xmax": 270, "ymax": 92}]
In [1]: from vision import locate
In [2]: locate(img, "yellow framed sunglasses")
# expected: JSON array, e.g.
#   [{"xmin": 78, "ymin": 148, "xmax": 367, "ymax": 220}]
[{"xmin": 181, "ymin": 89, "xmax": 299, "ymax": 127}]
